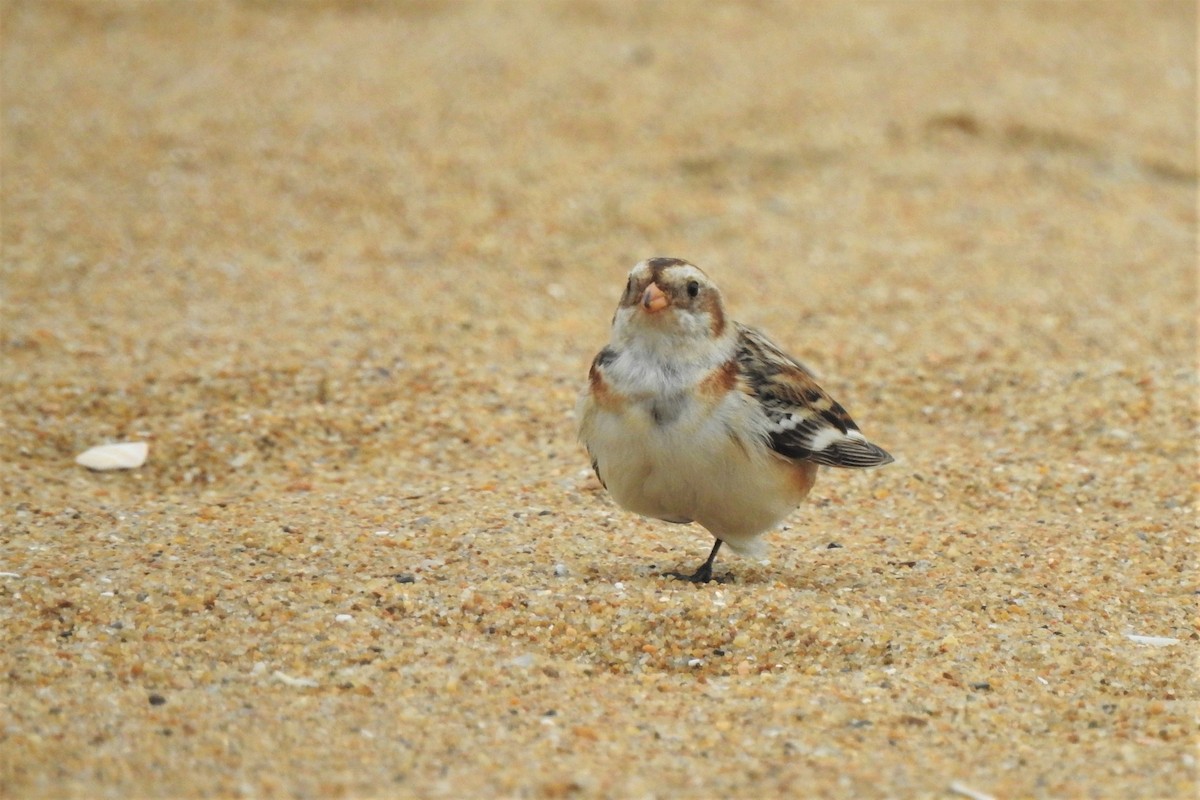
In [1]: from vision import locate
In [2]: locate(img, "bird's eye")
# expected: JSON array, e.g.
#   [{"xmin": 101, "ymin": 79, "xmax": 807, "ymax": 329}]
[{"xmin": 686, "ymin": 280, "xmax": 700, "ymax": 298}]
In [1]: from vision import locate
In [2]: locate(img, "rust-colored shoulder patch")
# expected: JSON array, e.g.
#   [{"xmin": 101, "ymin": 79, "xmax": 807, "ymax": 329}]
[
  {"xmin": 699, "ymin": 357, "xmax": 740, "ymax": 399},
  {"xmin": 588, "ymin": 361, "xmax": 624, "ymax": 410}
]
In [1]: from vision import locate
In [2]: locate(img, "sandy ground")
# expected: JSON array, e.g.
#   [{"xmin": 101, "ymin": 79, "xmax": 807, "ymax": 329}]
[{"xmin": 1, "ymin": 1, "xmax": 1196, "ymax": 798}]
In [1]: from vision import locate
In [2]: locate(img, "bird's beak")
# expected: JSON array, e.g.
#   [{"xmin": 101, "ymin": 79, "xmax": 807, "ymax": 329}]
[{"xmin": 641, "ymin": 282, "xmax": 669, "ymax": 313}]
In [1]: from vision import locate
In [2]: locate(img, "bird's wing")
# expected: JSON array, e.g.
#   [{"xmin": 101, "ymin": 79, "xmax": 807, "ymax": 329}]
[{"xmin": 735, "ymin": 323, "xmax": 894, "ymax": 469}]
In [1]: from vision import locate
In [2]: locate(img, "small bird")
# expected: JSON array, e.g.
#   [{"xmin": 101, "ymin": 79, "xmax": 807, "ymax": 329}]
[{"xmin": 577, "ymin": 257, "xmax": 894, "ymax": 583}]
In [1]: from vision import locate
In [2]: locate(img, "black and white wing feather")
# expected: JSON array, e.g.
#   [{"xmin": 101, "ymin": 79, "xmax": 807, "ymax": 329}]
[{"xmin": 735, "ymin": 324, "xmax": 894, "ymax": 469}]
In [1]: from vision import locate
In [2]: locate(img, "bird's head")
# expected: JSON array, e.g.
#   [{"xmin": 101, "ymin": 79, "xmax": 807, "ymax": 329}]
[{"xmin": 611, "ymin": 258, "xmax": 728, "ymax": 352}]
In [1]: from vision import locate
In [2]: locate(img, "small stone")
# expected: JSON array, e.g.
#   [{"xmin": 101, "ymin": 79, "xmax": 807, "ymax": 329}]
[
  {"xmin": 229, "ymin": 451, "xmax": 254, "ymax": 469},
  {"xmin": 148, "ymin": 694, "xmax": 166, "ymax": 706},
  {"xmin": 553, "ymin": 563, "xmax": 569, "ymax": 577}
]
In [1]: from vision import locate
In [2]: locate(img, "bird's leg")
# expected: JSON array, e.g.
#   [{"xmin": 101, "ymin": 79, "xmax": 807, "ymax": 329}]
[{"xmin": 666, "ymin": 539, "xmax": 724, "ymax": 583}]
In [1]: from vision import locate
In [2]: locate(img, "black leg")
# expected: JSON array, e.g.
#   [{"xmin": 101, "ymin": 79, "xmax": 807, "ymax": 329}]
[{"xmin": 666, "ymin": 539, "xmax": 724, "ymax": 583}]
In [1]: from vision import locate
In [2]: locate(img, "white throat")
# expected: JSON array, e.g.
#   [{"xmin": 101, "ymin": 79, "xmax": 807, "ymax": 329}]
[{"xmin": 607, "ymin": 310, "xmax": 735, "ymax": 396}]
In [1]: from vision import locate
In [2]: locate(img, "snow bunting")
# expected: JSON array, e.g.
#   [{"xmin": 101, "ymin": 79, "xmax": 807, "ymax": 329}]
[{"xmin": 577, "ymin": 257, "xmax": 894, "ymax": 582}]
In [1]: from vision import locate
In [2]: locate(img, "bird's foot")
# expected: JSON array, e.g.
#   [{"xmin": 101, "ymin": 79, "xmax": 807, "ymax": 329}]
[
  {"xmin": 664, "ymin": 564, "xmax": 729, "ymax": 584},
  {"xmin": 664, "ymin": 539, "xmax": 728, "ymax": 583}
]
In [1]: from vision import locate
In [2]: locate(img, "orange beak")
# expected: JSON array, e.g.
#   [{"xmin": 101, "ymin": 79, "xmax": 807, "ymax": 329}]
[{"xmin": 641, "ymin": 282, "xmax": 669, "ymax": 313}]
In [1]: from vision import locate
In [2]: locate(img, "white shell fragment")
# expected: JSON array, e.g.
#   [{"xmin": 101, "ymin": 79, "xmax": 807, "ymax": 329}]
[
  {"xmin": 75, "ymin": 442, "xmax": 149, "ymax": 471},
  {"xmin": 949, "ymin": 781, "xmax": 996, "ymax": 800},
  {"xmin": 272, "ymin": 670, "xmax": 318, "ymax": 688},
  {"xmin": 1124, "ymin": 634, "xmax": 1181, "ymax": 647}
]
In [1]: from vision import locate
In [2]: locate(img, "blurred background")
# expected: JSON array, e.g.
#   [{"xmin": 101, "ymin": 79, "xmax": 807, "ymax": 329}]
[{"xmin": 5, "ymin": 3, "xmax": 1194, "ymax": 354}]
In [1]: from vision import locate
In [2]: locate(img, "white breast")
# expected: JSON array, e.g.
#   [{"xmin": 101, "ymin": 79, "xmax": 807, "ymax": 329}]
[{"xmin": 580, "ymin": 350, "xmax": 813, "ymax": 555}]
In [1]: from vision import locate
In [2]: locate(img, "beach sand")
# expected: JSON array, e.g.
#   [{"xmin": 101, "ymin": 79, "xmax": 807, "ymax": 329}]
[{"xmin": 1, "ymin": 1, "xmax": 1196, "ymax": 797}]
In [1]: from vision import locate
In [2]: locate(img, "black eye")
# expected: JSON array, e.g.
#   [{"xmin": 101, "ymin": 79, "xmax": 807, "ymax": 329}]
[{"xmin": 686, "ymin": 280, "xmax": 700, "ymax": 298}]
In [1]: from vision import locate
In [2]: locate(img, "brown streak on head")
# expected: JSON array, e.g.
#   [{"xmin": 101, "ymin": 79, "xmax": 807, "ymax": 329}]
[
  {"xmin": 705, "ymin": 292, "xmax": 726, "ymax": 338},
  {"xmin": 646, "ymin": 257, "xmax": 692, "ymax": 288},
  {"xmin": 646, "ymin": 256, "xmax": 689, "ymax": 271}
]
